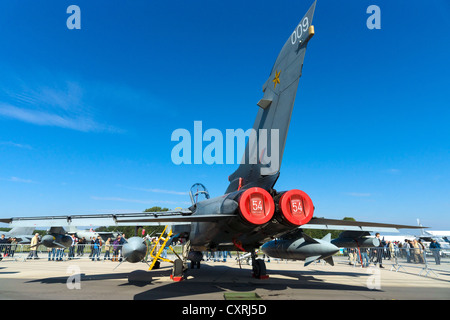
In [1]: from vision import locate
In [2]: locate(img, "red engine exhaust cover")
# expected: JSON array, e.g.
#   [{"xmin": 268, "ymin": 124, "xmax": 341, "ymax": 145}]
[
  {"xmin": 238, "ymin": 187, "xmax": 275, "ymax": 225},
  {"xmin": 279, "ymin": 189, "xmax": 314, "ymax": 226}
]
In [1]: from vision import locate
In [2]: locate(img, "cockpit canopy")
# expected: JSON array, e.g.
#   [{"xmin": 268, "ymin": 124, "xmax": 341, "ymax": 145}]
[{"xmin": 189, "ymin": 183, "xmax": 210, "ymax": 204}]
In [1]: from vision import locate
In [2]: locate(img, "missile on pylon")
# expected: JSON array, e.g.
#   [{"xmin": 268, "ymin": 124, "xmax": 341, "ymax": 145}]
[{"xmin": 261, "ymin": 230, "xmax": 339, "ymax": 266}]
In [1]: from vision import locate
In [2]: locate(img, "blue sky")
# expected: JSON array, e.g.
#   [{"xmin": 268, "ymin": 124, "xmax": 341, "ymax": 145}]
[{"xmin": 0, "ymin": 0, "xmax": 449, "ymax": 231}]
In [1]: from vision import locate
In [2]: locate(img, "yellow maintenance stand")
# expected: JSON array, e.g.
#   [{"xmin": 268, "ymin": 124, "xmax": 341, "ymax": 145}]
[{"xmin": 148, "ymin": 225, "xmax": 181, "ymax": 270}]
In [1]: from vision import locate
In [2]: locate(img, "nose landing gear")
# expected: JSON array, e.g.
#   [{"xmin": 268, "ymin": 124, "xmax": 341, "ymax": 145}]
[{"xmin": 251, "ymin": 250, "xmax": 269, "ymax": 279}]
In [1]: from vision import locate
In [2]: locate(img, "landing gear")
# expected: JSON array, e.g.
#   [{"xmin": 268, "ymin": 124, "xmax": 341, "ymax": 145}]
[
  {"xmin": 190, "ymin": 260, "xmax": 201, "ymax": 269},
  {"xmin": 170, "ymin": 239, "xmax": 191, "ymax": 282},
  {"xmin": 251, "ymin": 250, "xmax": 269, "ymax": 279},
  {"xmin": 171, "ymin": 258, "xmax": 184, "ymax": 282}
]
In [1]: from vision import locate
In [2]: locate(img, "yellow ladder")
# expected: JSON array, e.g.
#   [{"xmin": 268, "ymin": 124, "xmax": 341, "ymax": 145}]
[{"xmin": 148, "ymin": 225, "xmax": 181, "ymax": 270}]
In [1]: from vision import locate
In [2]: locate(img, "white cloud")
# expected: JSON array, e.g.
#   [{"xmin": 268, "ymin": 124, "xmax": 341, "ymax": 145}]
[
  {"xmin": 0, "ymin": 141, "xmax": 33, "ymax": 150},
  {"xmin": 0, "ymin": 74, "xmax": 122, "ymax": 133},
  {"xmin": 3, "ymin": 176, "xmax": 36, "ymax": 184},
  {"xmin": 0, "ymin": 103, "xmax": 109, "ymax": 132}
]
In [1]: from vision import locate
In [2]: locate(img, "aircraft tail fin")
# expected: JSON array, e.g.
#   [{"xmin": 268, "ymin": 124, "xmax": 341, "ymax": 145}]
[
  {"xmin": 8, "ymin": 227, "xmax": 35, "ymax": 236},
  {"xmin": 226, "ymin": 1, "xmax": 317, "ymax": 193},
  {"xmin": 67, "ymin": 226, "xmax": 78, "ymax": 234}
]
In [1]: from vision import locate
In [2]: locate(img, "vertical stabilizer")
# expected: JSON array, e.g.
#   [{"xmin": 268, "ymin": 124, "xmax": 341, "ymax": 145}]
[
  {"xmin": 227, "ymin": 1, "xmax": 316, "ymax": 193},
  {"xmin": 8, "ymin": 227, "xmax": 35, "ymax": 236}
]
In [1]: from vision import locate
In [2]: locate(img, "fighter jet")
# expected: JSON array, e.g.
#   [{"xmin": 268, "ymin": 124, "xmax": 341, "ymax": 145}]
[
  {"xmin": 30, "ymin": 227, "xmax": 73, "ymax": 249},
  {"xmin": 0, "ymin": 226, "xmax": 35, "ymax": 244},
  {"xmin": 67, "ymin": 226, "xmax": 120, "ymax": 242},
  {"xmin": 0, "ymin": 1, "xmax": 422, "ymax": 280}
]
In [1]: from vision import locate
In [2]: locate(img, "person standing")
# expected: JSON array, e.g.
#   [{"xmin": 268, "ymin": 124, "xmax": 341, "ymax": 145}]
[
  {"xmin": 112, "ymin": 236, "xmax": 121, "ymax": 262},
  {"xmin": 361, "ymin": 248, "xmax": 370, "ymax": 267},
  {"xmin": 69, "ymin": 235, "xmax": 77, "ymax": 260},
  {"xmin": 429, "ymin": 239, "xmax": 441, "ymax": 265},
  {"xmin": 104, "ymin": 238, "xmax": 111, "ymax": 261},
  {"xmin": 404, "ymin": 240, "xmax": 412, "ymax": 263},
  {"xmin": 412, "ymin": 240, "xmax": 421, "ymax": 263},
  {"xmin": 10, "ymin": 237, "xmax": 17, "ymax": 257},
  {"xmin": 375, "ymin": 233, "xmax": 384, "ymax": 268},
  {"xmin": 29, "ymin": 233, "xmax": 40, "ymax": 259},
  {"xmin": 417, "ymin": 240, "xmax": 425, "ymax": 263},
  {"xmin": 118, "ymin": 234, "xmax": 126, "ymax": 262},
  {"xmin": 92, "ymin": 236, "xmax": 101, "ymax": 261},
  {"xmin": 0, "ymin": 234, "xmax": 8, "ymax": 258}
]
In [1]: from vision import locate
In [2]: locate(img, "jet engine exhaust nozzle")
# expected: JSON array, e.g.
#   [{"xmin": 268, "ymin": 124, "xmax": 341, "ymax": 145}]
[
  {"xmin": 278, "ymin": 189, "xmax": 314, "ymax": 226},
  {"xmin": 238, "ymin": 187, "xmax": 275, "ymax": 225}
]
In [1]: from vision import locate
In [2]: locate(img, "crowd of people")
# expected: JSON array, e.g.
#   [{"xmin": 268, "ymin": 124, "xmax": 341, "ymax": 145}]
[
  {"xmin": 0, "ymin": 234, "xmax": 19, "ymax": 258},
  {"xmin": 0, "ymin": 232, "xmax": 131, "ymax": 262},
  {"xmin": 63, "ymin": 233, "xmax": 129, "ymax": 262},
  {"xmin": 346, "ymin": 233, "xmax": 443, "ymax": 267},
  {"xmin": 0, "ymin": 231, "xmax": 445, "ymax": 267}
]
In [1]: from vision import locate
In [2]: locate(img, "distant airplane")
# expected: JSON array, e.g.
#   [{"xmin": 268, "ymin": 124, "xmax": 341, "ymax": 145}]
[
  {"xmin": 30, "ymin": 227, "xmax": 73, "ymax": 249},
  {"xmin": 416, "ymin": 220, "xmax": 450, "ymax": 255},
  {"xmin": 0, "ymin": 1, "xmax": 422, "ymax": 280},
  {"xmin": 0, "ymin": 226, "xmax": 35, "ymax": 244},
  {"xmin": 67, "ymin": 226, "xmax": 120, "ymax": 242}
]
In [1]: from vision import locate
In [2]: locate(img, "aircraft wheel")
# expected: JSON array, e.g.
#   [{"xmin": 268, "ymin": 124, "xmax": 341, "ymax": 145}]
[
  {"xmin": 172, "ymin": 258, "xmax": 184, "ymax": 278},
  {"xmin": 153, "ymin": 260, "xmax": 160, "ymax": 269},
  {"xmin": 196, "ymin": 261, "xmax": 201, "ymax": 269},
  {"xmin": 252, "ymin": 259, "xmax": 266, "ymax": 278}
]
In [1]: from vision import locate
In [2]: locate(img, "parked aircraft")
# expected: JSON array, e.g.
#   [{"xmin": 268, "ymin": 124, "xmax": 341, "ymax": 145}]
[
  {"xmin": 30, "ymin": 227, "xmax": 73, "ymax": 249},
  {"xmin": 0, "ymin": 1, "xmax": 422, "ymax": 280},
  {"xmin": 0, "ymin": 227, "xmax": 35, "ymax": 244},
  {"xmin": 416, "ymin": 220, "xmax": 450, "ymax": 255},
  {"xmin": 67, "ymin": 226, "xmax": 120, "ymax": 242}
]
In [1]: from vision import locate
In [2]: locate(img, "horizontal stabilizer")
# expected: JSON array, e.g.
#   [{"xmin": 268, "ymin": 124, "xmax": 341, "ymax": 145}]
[{"xmin": 257, "ymin": 99, "xmax": 272, "ymax": 109}]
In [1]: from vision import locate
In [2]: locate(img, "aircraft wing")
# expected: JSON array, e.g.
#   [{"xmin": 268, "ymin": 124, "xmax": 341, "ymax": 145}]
[
  {"xmin": 0, "ymin": 210, "xmax": 236, "ymax": 228},
  {"xmin": 301, "ymin": 217, "xmax": 426, "ymax": 233}
]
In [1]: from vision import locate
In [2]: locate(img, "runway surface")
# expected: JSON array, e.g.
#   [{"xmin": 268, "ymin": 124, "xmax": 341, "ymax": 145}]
[{"xmin": 1, "ymin": 254, "xmax": 449, "ymax": 300}]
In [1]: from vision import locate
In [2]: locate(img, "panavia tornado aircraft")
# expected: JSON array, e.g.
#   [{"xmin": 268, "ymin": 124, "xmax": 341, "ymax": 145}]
[{"xmin": 0, "ymin": 1, "xmax": 422, "ymax": 279}]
